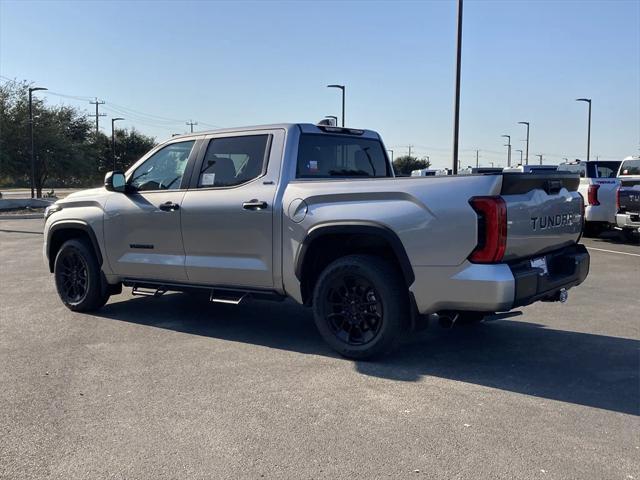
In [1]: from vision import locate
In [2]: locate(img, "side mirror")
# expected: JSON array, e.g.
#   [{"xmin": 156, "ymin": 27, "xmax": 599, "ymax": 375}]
[{"xmin": 104, "ymin": 171, "xmax": 126, "ymax": 192}]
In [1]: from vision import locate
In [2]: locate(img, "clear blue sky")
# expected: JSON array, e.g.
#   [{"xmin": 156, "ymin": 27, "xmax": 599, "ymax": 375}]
[{"xmin": 1, "ymin": 0, "xmax": 638, "ymax": 168}]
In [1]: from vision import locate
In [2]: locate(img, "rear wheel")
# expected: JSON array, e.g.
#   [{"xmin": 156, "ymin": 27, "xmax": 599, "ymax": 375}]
[
  {"xmin": 312, "ymin": 255, "xmax": 409, "ymax": 360},
  {"xmin": 54, "ymin": 238, "xmax": 109, "ymax": 311},
  {"xmin": 583, "ymin": 221, "xmax": 604, "ymax": 238}
]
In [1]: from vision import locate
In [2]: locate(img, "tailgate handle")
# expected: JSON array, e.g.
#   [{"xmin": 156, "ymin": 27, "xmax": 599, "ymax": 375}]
[{"xmin": 545, "ymin": 180, "xmax": 563, "ymax": 195}]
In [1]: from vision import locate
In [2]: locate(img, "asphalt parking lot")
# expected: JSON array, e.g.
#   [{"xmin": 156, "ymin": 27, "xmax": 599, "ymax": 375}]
[{"xmin": 1, "ymin": 218, "xmax": 638, "ymax": 480}]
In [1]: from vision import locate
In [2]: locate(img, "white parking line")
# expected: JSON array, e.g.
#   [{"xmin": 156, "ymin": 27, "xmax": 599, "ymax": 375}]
[{"xmin": 587, "ymin": 246, "xmax": 640, "ymax": 257}]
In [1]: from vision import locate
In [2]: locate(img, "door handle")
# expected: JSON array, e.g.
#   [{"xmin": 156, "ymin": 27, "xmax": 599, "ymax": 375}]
[
  {"xmin": 242, "ymin": 200, "xmax": 268, "ymax": 210},
  {"xmin": 158, "ymin": 201, "xmax": 180, "ymax": 212}
]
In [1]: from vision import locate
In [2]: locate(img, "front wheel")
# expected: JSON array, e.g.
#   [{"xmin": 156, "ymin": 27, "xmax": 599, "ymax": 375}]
[
  {"xmin": 312, "ymin": 255, "xmax": 409, "ymax": 360},
  {"xmin": 54, "ymin": 238, "xmax": 110, "ymax": 312}
]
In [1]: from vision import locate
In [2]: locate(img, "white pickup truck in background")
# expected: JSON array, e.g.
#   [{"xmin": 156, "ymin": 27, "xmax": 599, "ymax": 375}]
[{"xmin": 557, "ymin": 159, "xmax": 622, "ymax": 237}]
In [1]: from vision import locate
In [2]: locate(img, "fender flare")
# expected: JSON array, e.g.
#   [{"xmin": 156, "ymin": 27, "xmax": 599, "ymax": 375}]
[
  {"xmin": 47, "ymin": 220, "xmax": 103, "ymax": 272},
  {"xmin": 294, "ymin": 221, "xmax": 415, "ymax": 286}
]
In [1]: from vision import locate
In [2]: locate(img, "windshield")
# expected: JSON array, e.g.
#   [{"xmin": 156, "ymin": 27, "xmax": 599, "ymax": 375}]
[{"xmin": 619, "ymin": 159, "xmax": 640, "ymax": 176}]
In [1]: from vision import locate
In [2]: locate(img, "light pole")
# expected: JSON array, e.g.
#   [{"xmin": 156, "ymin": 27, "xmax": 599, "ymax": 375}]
[
  {"xmin": 28, "ymin": 86, "xmax": 47, "ymax": 198},
  {"xmin": 518, "ymin": 121, "xmax": 530, "ymax": 165},
  {"xmin": 501, "ymin": 134, "xmax": 512, "ymax": 167},
  {"xmin": 576, "ymin": 98, "xmax": 592, "ymax": 161},
  {"xmin": 451, "ymin": 0, "xmax": 463, "ymax": 175},
  {"xmin": 325, "ymin": 115, "xmax": 338, "ymax": 126},
  {"xmin": 515, "ymin": 149, "xmax": 523, "ymax": 164},
  {"xmin": 327, "ymin": 85, "xmax": 345, "ymax": 127},
  {"xmin": 387, "ymin": 149, "xmax": 394, "ymax": 163},
  {"xmin": 111, "ymin": 117, "xmax": 124, "ymax": 171},
  {"xmin": 536, "ymin": 154, "xmax": 543, "ymax": 165}
]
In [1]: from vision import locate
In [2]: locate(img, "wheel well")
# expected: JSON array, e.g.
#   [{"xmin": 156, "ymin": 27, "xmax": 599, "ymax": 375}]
[
  {"xmin": 48, "ymin": 227, "xmax": 101, "ymax": 272},
  {"xmin": 297, "ymin": 230, "xmax": 414, "ymax": 304}
]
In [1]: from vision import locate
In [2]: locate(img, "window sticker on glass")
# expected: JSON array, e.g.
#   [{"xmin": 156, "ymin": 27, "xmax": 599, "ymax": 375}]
[
  {"xmin": 201, "ymin": 173, "xmax": 216, "ymax": 186},
  {"xmin": 309, "ymin": 160, "xmax": 318, "ymax": 172}
]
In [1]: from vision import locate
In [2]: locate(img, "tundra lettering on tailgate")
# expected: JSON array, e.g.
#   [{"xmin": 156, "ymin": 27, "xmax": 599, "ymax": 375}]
[{"xmin": 530, "ymin": 213, "xmax": 576, "ymax": 231}]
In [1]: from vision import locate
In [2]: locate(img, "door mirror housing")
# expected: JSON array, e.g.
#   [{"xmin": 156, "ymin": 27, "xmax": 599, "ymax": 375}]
[{"xmin": 104, "ymin": 171, "xmax": 126, "ymax": 192}]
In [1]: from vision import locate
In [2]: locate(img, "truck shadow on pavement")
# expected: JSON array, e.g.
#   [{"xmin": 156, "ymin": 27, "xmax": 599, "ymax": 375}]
[{"xmin": 94, "ymin": 293, "xmax": 639, "ymax": 416}]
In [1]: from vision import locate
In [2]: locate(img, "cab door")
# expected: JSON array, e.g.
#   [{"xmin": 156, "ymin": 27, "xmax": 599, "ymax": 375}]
[
  {"xmin": 103, "ymin": 139, "xmax": 201, "ymax": 282},
  {"xmin": 180, "ymin": 130, "xmax": 284, "ymax": 288}
]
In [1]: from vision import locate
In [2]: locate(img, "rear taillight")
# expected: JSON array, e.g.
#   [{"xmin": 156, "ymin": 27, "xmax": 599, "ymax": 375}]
[
  {"xmin": 587, "ymin": 184, "xmax": 600, "ymax": 206},
  {"xmin": 468, "ymin": 196, "xmax": 507, "ymax": 263}
]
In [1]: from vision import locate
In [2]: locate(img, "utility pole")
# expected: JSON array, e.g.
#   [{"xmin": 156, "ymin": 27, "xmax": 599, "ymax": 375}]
[
  {"xmin": 387, "ymin": 149, "xmax": 394, "ymax": 163},
  {"xmin": 451, "ymin": 0, "xmax": 463, "ymax": 175},
  {"xmin": 327, "ymin": 85, "xmax": 345, "ymax": 126},
  {"xmin": 576, "ymin": 98, "xmax": 592, "ymax": 161},
  {"xmin": 408, "ymin": 145, "xmax": 413, "ymax": 158},
  {"xmin": 88, "ymin": 98, "xmax": 106, "ymax": 136},
  {"xmin": 475, "ymin": 149, "xmax": 479, "ymax": 168},
  {"xmin": 186, "ymin": 120, "xmax": 198, "ymax": 133},
  {"xmin": 111, "ymin": 117, "xmax": 124, "ymax": 171},
  {"xmin": 536, "ymin": 154, "xmax": 543, "ymax": 164},
  {"xmin": 28, "ymin": 86, "xmax": 47, "ymax": 198},
  {"xmin": 501, "ymin": 135, "xmax": 511, "ymax": 167},
  {"xmin": 518, "ymin": 121, "xmax": 530, "ymax": 165},
  {"xmin": 516, "ymin": 149, "xmax": 523, "ymax": 164}
]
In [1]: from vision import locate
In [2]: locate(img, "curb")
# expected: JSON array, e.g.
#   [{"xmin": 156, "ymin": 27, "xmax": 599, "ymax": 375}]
[{"xmin": 0, "ymin": 214, "xmax": 44, "ymax": 220}]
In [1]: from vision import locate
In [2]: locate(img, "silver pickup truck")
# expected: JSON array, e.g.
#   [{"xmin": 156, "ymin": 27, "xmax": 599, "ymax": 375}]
[{"xmin": 43, "ymin": 123, "xmax": 589, "ymax": 359}]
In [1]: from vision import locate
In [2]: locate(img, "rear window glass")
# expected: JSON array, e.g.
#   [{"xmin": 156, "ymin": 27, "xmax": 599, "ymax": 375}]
[
  {"xmin": 586, "ymin": 161, "xmax": 621, "ymax": 178},
  {"xmin": 296, "ymin": 134, "xmax": 391, "ymax": 179},
  {"xmin": 619, "ymin": 160, "xmax": 640, "ymax": 176}
]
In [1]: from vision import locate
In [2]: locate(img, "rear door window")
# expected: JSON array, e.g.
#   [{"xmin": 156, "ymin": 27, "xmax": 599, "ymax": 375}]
[
  {"xmin": 296, "ymin": 134, "xmax": 391, "ymax": 179},
  {"xmin": 198, "ymin": 135, "xmax": 270, "ymax": 188}
]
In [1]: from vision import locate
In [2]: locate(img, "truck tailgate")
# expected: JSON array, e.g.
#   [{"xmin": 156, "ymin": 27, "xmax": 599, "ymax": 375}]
[
  {"xmin": 500, "ymin": 173, "xmax": 583, "ymax": 261},
  {"xmin": 618, "ymin": 185, "xmax": 640, "ymax": 214}
]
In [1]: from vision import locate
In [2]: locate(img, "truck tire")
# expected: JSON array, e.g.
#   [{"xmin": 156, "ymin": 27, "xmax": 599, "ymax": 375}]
[
  {"xmin": 54, "ymin": 238, "xmax": 110, "ymax": 312},
  {"xmin": 312, "ymin": 255, "xmax": 409, "ymax": 360},
  {"xmin": 583, "ymin": 221, "xmax": 603, "ymax": 238}
]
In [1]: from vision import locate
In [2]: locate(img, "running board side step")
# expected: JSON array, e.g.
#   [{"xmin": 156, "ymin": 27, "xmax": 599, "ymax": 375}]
[
  {"xmin": 132, "ymin": 285, "xmax": 167, "ymax": 297},
  {"xmin": 209, "ymin": 290, "xmax": 248, "ymax": 305},
  {"xmin": 123, "ymin": 279, "xmax": 285, "ymax": 304}
]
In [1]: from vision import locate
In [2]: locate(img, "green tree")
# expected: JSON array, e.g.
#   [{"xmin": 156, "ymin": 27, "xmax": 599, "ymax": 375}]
[
  {"xmin": 392, "ymin": 155, "xmax": 431, "ymax": 176},
  {"xmin": 0, "ymin": 79, "xmax": 156, "ymax": 194}
]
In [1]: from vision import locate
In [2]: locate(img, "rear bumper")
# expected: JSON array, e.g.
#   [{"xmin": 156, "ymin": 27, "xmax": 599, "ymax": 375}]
[
  {"xmin": 510, "ymin": 244, "xmax": 590, "ymax": 308},
  {"xmin": 410, "ymin": 244, "xmax": 590, "ymax": 314},
  {"xmin": 616, "ymin": 212, "xmax": 640, "ymax": 230},
  {"xmin": 585, "ymin": 204, "xmax": 616, "ymax": 224}
]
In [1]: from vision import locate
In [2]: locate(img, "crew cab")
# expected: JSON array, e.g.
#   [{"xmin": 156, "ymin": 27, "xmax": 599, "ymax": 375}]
[
  {"xmin": 43, "ymin": 123, "xmax": 589, "ymax": 359},
  {"xmin": 557, "ymin": 159, "xmax": 621, "ymax": 236},
  {"xmin": 615, "ymin": 157, "xmax": 640, "ymax": 242}
]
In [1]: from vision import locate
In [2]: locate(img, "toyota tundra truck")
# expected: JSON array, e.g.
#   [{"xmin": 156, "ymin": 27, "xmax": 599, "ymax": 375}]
[
  {"xmin": 615, "ymin": 157, "xmax": 640, "ymax": 242},
  {"xmin": 557, "ymin": 159, "xmax": 621, "ymax": 236},
  {"xmin": 43, "ymin": 123, "xmax": 589, "ymax": 359}
]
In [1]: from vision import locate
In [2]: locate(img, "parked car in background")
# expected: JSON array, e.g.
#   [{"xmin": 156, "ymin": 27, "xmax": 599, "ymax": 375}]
[
  {"xmin": 458, "ymin": 166, "xmax": 504, "ymax": 175},
  {"xmin": 503, "ymin": 164, "xmax": 559, "ymax": 173},
  {"xmin": 410, "ymin": 168, "xmax": 450, "ymax": 176},
  {"xmin": 615, "ymin": 156, "xmax": 640, "ymax": 242},
  {"xmin": 557, "ymin": 159, "xmax": 621, "ymax": 237}
]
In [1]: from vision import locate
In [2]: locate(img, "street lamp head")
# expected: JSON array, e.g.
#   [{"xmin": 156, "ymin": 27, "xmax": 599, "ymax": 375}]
[
  {"xmin": 518, "ymin": 121, "xmax": 529, "ymax": 126},
  {"xmin": 29, "ymin": 87, "xmax": 48, "ymax": 93},
  {"xmin": 501, "ymin": 134, "xmax": 510, "ymax": 139},
  {"xmin": 576, "ymin": 98, "xmax": 591, "ymax": 103},
  {"xmin": 327, "ymin": 84, "xmax": 345, "ymax": 90},
  {"xmin": 113, "ymin": 117, "xmax": 124, "ymax": 122}
]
